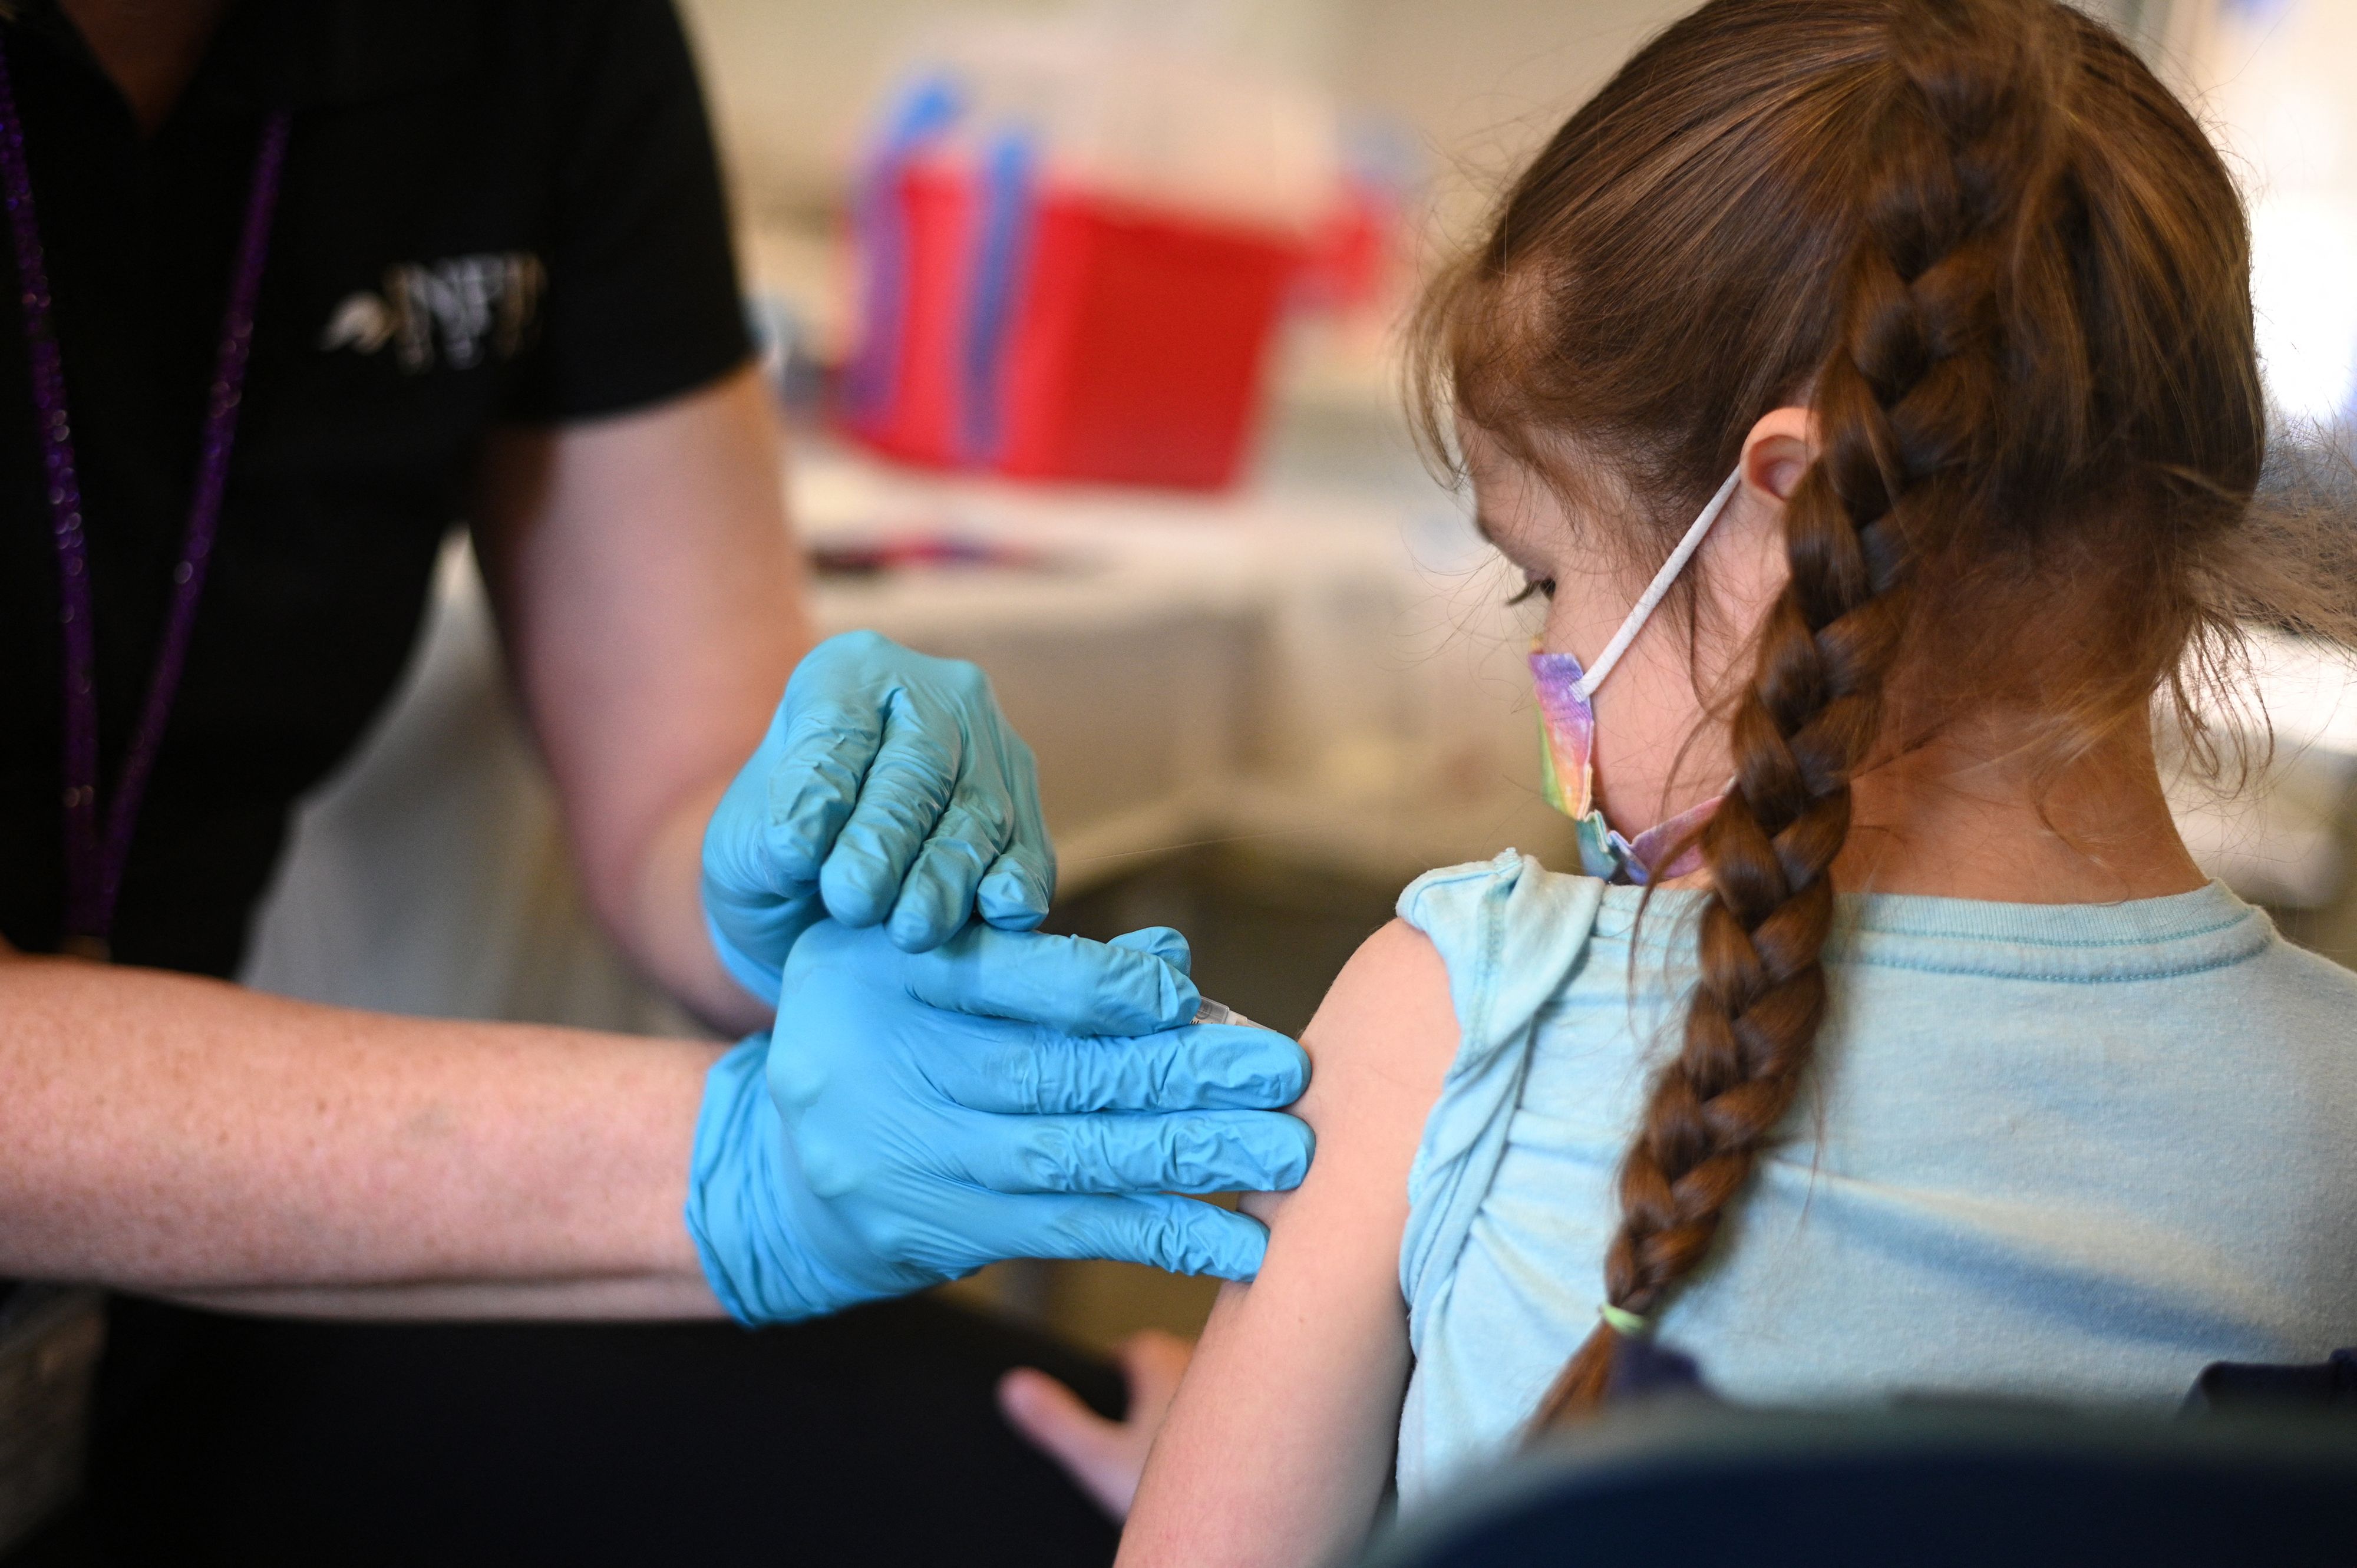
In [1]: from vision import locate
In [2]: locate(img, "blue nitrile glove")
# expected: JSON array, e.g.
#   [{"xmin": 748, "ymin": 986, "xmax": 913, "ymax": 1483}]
[
  {"xmin": 701, "ymin": 630, "xmax": 1055, "ymax": 1005},
  {"xmin": 682, "ymin": 920, "xmax": 1313, "ymax": 1322}
]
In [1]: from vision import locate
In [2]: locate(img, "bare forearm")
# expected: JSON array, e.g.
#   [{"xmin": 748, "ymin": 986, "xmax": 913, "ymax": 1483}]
[
  {"xmin": 174, "ymin": 1273, "xmax": 722, "ymax": 1321},
  {"xmin": 0, "ymin": 953, "xmax": 722, "ymax": 1297},
  {"xmin": 473, "ymin": 366, "xmax": 807, "ymax": 1035},
  {"xmin": 626, "ymin": 775, "xmax": 771, "ymax": 1033},
  {"xmin": 1121, "ymin": 923, "xmax": 1451, "ymax": 1566},
  {"xmin": 1119, "ymin": 1264, "xmax": 1408, "ymax": 1567}
]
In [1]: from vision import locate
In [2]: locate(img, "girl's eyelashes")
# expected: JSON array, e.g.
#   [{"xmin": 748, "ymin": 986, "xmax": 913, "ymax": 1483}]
[{"xmin": 1507, "ymin": 576, "xmax": 1557, "ymax": 606}]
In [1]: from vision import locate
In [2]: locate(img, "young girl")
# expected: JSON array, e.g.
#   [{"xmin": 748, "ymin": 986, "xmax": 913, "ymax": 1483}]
[{"xmin": 1111, "ymin": 0, "xmax": 2357, "ymax": 1561}]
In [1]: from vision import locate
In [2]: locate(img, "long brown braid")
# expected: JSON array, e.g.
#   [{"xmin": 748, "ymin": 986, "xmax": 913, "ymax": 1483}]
[
  {"xmin": 1412, "ymin": 0, "xmax": 2319, "ymax": 1424},
  {"xmin": 1537, "ymin": 0, "xmax": 2080, "ymax": 1419}
]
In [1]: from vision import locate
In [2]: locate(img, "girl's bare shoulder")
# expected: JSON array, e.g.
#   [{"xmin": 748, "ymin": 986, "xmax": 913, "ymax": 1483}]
[
  {"xmin": 1303, "ymin": 919, "xmax": 1460, "ymax": 1098},
  {"xmin": 1242, "ymin": 919, "xmax": 1461, "ymax": 1226}
]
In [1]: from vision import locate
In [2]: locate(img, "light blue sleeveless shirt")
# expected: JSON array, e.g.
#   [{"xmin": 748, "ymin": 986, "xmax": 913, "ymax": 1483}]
[{"xmin": 1394, "ymin": 851, "xmax": 2357, "ymax": 1507}]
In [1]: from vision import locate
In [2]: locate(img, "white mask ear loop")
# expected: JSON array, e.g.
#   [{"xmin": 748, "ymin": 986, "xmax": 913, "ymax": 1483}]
[{"xmin": 1571, "ymin": 468, "xmax": 1745, "ymax": 702}]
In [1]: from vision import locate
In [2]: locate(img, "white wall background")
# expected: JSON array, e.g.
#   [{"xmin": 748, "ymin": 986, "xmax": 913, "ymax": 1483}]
[
  {"xmin": 2167, "ymin": 0, "xmax": 2357, "ymax": 425},
  {"xmin": 680, "ymin": 0, "xmax": 2161, "ymax": 230},
  {"xmin": 682, "ymin": 0, "xmax": 1741, "ymax": 236}
]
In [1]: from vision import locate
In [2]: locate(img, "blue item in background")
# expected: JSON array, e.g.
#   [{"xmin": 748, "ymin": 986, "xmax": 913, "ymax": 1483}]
[
  {"xmin": 701, "ymin": 630, "xmax": 1057, "ymax": 1003},
  {"xmin": 682, "ymin": 919, "xmax": 1314, "ymax": 1323},
  {"xmin": 837, "ymin": 72, "xmax": 965, "ymax": 431},
  {"xmin": 959, "ymin": 127, "xmax": 1038, "ymax": 465}
]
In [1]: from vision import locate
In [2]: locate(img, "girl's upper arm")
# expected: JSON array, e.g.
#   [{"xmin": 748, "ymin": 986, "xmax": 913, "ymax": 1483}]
[{"xmin": 1118, "ymin": 918, "xmax": 1461, "ymax": 1568}]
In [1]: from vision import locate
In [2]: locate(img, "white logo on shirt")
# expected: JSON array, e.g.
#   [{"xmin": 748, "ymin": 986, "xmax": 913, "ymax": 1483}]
[{"xmin": 319, "ymin": 252, "xmax": 546, "ymax": 371}]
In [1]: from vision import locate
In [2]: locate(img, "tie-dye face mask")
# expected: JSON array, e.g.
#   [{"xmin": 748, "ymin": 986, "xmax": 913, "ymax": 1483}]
[{"xmin": 1531, "ymin": 469, "xmax": 1742, "ymax": 884}]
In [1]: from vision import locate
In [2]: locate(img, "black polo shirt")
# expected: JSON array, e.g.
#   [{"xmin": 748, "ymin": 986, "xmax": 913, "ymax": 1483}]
[{"xmin": 0, "ymin": 0, "xmax": 750, "ymax": 978}]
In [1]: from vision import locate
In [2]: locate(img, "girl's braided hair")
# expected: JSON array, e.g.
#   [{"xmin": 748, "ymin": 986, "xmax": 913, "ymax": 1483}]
[{"xmin": 1413, "ymin": 0, "xmax": 2355, "ymax": 1420}]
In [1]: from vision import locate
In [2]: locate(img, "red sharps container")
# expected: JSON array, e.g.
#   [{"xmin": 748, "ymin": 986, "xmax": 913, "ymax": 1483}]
[{"xmin": 836, "ymin": 53, "xmax": 1330, "ymax": 491}]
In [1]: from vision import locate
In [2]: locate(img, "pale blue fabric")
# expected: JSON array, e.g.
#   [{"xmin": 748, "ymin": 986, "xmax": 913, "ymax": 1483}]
[{"xmin": 1395, "ymin": 850, "xmax": 2357, "ymax": 1506}]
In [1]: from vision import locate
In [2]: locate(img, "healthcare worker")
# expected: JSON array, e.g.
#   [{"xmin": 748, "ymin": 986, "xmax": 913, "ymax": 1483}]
[{"xmin": 0, "ymin": 1, "xmax": 1309, "ymax": 1563}]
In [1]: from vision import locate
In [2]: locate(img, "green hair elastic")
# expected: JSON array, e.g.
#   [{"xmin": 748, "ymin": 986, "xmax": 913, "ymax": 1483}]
[{"xmin": 1599, "ymin": 1302, "xmax": 1652, "ymax": 1338}]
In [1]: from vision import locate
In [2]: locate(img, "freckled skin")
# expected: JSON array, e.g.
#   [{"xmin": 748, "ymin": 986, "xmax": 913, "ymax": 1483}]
[{"xmin": 2, "ymin": 953, "xmax": 723, "ymax": 1310}]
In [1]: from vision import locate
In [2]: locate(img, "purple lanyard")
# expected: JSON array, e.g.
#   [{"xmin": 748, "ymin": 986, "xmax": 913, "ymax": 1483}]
[{"xmin": 0, "ymin": 38, "xmax": 290, "ymax": 958}]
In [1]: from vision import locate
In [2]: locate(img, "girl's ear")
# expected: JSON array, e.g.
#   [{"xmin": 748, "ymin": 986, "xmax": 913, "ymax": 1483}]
[{"xmin": 1739, "ymin": 406, "xmax": 1815, "ymax": 504}]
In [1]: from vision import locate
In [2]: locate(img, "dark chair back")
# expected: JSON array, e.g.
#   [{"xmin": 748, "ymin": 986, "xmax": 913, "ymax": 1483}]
[{"xmin": 1360, "ymin": 1402, "xmax": 2357, "ymax": 1568}]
